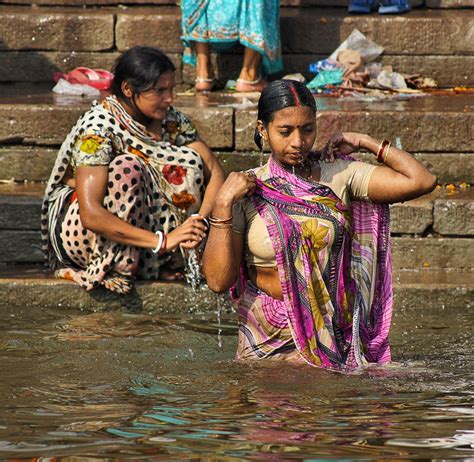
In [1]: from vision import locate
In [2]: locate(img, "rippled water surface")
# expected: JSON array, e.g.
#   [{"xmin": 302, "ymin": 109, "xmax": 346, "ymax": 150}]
[{"xmin": 0, "ymin": 301, "xmax": 473, "ymax": 460}]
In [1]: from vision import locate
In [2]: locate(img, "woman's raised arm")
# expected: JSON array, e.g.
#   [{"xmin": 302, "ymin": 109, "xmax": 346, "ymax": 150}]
[
  {"xmin": 324, "ymin": 132, "xmax": 437, "ymax": 204},
  {"xmin": 362, "ymin": 135, "xmax": 437, "ymax": 203}
]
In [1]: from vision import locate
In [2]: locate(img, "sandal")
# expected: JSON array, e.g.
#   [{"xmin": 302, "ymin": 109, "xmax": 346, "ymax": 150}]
[
  {"xmin": 348, "ymin": 0, "xmax": 378, "ymax": 13},
  {"xmin": 53, "ymin": 67, "xmax": 114, "ymax": 91},
  {"xmin": 195, "ymin": 77, "xmax": 217, "ymax": 92},
  {"xmin": 235, "ymin": 76, "xmax": 267, "ymax": 92},
  {"xmin": 378, "ymin": 0, "xmax": 410, "ymax": 13}
]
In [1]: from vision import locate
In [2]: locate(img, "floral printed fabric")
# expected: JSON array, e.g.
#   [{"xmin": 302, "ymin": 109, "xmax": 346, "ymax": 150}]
[
  {"xmin": 71, "ymin": 104, "xmax": 199, "ymax": 170},
  {"xmin": 232, "ymin": 157, "xmax": 393, "ymax": 370},
  {"xmin": 41, "ymin": 96, "xmax": 204, "ymax": 278},
  {"xmin": 181, "ymin": 0, "xmax": 283, "ymax": 75}
]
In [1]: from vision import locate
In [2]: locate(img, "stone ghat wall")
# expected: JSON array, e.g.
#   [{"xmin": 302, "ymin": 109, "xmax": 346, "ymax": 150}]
[{"xmin": 0, "ymin": 5, "xmax": 473, "ymax": 86}]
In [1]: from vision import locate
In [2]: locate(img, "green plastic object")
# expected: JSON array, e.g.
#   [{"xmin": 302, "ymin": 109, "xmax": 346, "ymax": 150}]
[{"xmin": 307, "ymin": 69, "xmax": 344, "ymax": 90}]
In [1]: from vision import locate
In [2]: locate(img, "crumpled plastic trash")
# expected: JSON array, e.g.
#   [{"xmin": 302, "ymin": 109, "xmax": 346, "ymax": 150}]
[
  {"xmin": 376, "ymin": 70, "xmax": 408, "ymax": 90},
  {"xmin": 52, "ymin": 78, "xmax": 101, "ymax": 97},
  {"xmin": 307, "ymin": 69, "xmax": 344, "ymax": 90},
  {"xmin": 337, "ymin": 49, "xmax": 369, "ymax": 88},
  {"xmin": 308, "ymin": 58, "xmax": 341, "ymax": 74},
  {"xmin": 366, "ymin": 62, "xmax": 384, "ymax": 79},
  {"xmin": 329, "ymin": 29, "xmax": 384, "ymax": 64}
]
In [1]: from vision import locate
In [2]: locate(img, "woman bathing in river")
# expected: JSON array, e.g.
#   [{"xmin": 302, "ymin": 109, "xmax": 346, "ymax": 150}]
[
  {"xmin": 41, "ymin": 46, "xmax": 224, "ymax": 294},
  {"xmin": 202, "ymin": 80, "xmax": 436, "ymax": 369}
]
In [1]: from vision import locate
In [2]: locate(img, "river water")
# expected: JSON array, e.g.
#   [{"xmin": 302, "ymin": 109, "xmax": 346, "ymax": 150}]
[{"xmin": 0, "ymin": 301, "xmax": 472, "ymax": 460}]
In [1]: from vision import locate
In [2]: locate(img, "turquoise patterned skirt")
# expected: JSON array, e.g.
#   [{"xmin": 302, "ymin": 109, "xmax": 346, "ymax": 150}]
[{"xmin": 181, "ymin": 0, "xmax": 283, "ymax": 76}]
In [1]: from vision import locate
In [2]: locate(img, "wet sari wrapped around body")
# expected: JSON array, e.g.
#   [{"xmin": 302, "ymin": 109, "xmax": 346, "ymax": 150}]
[{"xmin": 232, "ymin": 158, "xmax": 393, "ymax": 370}]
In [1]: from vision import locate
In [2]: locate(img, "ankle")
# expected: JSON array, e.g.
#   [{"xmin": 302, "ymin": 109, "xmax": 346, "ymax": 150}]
[
  {"xmin": 238, "ymin": 68, "xmax": 260, "ymax": 82},
  {"xmin": 196, "ymin": 63, "xmax": 214, "ymax": 80}
]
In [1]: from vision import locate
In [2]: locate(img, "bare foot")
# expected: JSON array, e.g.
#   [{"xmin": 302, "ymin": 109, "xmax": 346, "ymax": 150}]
[
  {"xmin": 101, "ymin": 273, "xmax": 133, "ymax": 294},
  {"xmin": 55, "ymin": 268, "xmax": 84, "ymax": 284},
  {"xmin": 55, "ymin": 268, "xmax": 132, "ymax": 294},
  {"xmin": 160, "ymin": 268, "xmax": 184, "ymax": 281}
]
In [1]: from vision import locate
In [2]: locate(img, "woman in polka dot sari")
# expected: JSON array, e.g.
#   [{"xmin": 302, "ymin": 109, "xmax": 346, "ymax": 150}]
[{"xmin": 42, "ymin": 46, "xmax": 225, "ymax": 294}]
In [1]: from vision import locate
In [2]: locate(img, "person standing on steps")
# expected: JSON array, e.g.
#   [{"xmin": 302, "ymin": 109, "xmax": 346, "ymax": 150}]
[
  {"xmin": 180, "ymin": 0, "xmax": 283, "ymax": 92},
  {"xmin": 41, "ymin": 46, "xmax": 225, "ymax": 294}
]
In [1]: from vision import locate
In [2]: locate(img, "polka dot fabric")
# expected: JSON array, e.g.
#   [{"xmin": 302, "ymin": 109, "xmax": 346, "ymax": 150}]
[{"xmin": 42, "ymin": 96, "xmax": 204, "ymax": 288}]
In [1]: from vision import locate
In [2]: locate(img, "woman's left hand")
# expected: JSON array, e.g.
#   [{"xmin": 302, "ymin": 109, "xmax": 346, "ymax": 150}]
[{"xmin": 322, "ymin": 132, "xmax": 364, "ymax": 162}]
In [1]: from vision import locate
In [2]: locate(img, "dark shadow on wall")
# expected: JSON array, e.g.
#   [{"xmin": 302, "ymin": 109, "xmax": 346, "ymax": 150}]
[{"xmin": 0, "ymin": 39, "xmax": 62, "ymax": 84}]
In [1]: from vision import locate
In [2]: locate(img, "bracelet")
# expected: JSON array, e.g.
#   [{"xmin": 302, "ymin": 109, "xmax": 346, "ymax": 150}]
[
  {"xmin": 160, "ymin": 233, "xmax": 167, "ymax": 254},
  {"xmin": 382, "ymin": 143, "xmax": 392, "ymax": 163},
  {"xmin": 209, "ymin": 215, "xmax": 233, "ymax": 224},
  {"xmin": 210, "ymin": 222, "xmax": 233, "ymax": 229},
  {"xmin": 152, "ymin": 230, "xmax": 164, "ymax": 254},
  {"xmin": 376, "ymin": 139, "xmax": 391, "ymax": 163},
  {"xmin": 191, "ymin": 213, "xmax": 210, "ymax": 229}
]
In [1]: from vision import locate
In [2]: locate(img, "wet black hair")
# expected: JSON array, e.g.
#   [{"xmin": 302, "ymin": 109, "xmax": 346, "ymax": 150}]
[
  {"xmin": 254, "ymin": 79, "xmax": 316, "ymax": 150},
  {"xmin": 110, "ymin": 46, "xmax": 176, "ymax": 99}
]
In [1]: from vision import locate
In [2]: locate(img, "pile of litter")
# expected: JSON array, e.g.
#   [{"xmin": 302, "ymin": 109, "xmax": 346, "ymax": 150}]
[{"xmin": 284, "ymin": 29, "xmax": 472, "ymax": 99}]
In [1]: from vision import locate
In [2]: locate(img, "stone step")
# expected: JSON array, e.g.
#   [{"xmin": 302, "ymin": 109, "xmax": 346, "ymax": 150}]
[
  {"xmin": 3, "ymin": 230, "xmax": 470, "ymax": 266},
  {"xmin": 0, "ymin": 184, "xmax": 472, "ymax": 266},
  {"xmin": 0, "ymin": 266, "xmax": 471, "ymax": 312},
  {"xmin": 2, "ymin": 51, "xmax": 472, "ymax": 88},
  {"xmin": 1, "ymin": 147, "xmax": 472, "ymax": 185},
  {"xmin": 0, "ymin": 87, "xmax": 472, "ymax": 153},
  {"xmin": 0, "ymin": 6, "xmax": 472, "ymax": 85}
]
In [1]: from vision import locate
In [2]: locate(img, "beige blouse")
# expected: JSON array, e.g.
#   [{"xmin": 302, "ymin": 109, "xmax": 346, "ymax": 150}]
[{"xmin": 232, "ymin": 159, "xmax": 377, "ymax": 267}]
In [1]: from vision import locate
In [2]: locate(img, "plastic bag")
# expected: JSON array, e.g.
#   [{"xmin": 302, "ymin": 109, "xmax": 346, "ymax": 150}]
[
  {"xmin": 307, "ymin": 69, "xmax": 344, "ymax": 90},
  {"xmin": 329, "ymin": 29, "xmax": 384, "ymax": 63},
  {"xmin": 52, "ymin": 78, "xmax": 101, "ymax": 97}
]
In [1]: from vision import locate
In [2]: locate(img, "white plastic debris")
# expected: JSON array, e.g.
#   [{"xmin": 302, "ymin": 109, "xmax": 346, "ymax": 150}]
[
  {"xmin": 52, "ymin": 78, "xmax": 101, "ymax": 97},
  {"xmin": 329, "ymin": 29, "xmax": 384, "ymax": 64}
]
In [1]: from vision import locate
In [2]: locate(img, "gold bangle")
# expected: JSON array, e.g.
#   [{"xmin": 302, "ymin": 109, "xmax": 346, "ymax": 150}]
[
  {"xmin": 210, "ymin": 222, "xmax": 233, "ymax": 229},
  {"xmin": 376, "ymin": 139, "xmax": 391, "ymax": 163},
  {"xmin": 382, "ymin": 142, "xmax": 392, "ymax": 163},
  {"xmin": 209, "ymin": 215, "xmax": 233, "ymax": 224}
]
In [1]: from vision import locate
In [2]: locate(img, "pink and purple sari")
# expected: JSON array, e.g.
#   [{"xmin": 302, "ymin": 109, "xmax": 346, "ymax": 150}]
[{"xmin": 232, "ymin": 157, "xmax": 393, "ymax": 370}]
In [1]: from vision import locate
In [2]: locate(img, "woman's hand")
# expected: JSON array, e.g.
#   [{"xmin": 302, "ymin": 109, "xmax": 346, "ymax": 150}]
[
  {"xmin": 216, "ymin": 171, "xmax": 257, "ymax": 207},
  {"xmin": 322, "ymin": 132, "xmax": 364, "ymax": 162},
  {"xmin": 166, "ymin": 215, "xmax": 208, "ymax": 250}
]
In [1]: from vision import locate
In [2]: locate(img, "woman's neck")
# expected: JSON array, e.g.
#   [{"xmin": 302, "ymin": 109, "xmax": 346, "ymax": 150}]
[
  {"xmin": 117, "ymin": 96, "xmax": 163, "ymax": 139},
  {"xmin": 274, "ymin": 155, "xmax": 320, "ymax": 182},
  {"xmin": 118, "ymin": 96, "xmax": 151, "ymax": 127}
]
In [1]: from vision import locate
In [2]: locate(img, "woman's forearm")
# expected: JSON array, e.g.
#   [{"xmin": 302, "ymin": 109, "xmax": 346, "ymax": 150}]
[
  {"xmin": 80, "ymin": 206, "xmax": 159, "ymax": 249},
  {"xmin": 202, "ymin": 199, "xmax": 242, "ymax": 293},
  {"xmin": 198, "ymin": 163, "xmax": 225, "ymax": 217}
]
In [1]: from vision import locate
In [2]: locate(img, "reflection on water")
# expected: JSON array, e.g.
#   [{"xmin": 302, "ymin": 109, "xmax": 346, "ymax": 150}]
[{"xmin": 0, "ymin": 303, "xmax": 472, "ymax": 459}]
